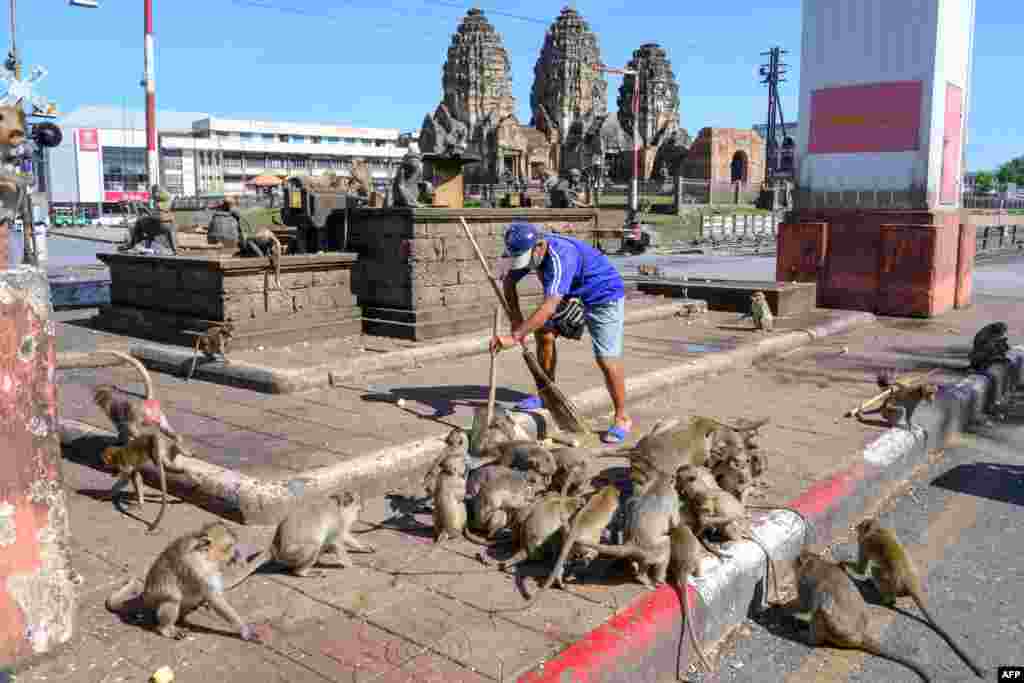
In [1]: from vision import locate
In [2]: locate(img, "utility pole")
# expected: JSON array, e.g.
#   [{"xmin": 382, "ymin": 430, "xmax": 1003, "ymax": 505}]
[
  {"xmin": 759, "ymin": 46, "xmax": 789, "ymax": 186},
  {"xmin": 598, "ymin": 64, "xmax": 639, "ymax": 216},
  {"xmin": 143, "ymin": 0, "xmax": 158, "ymax": 201}
]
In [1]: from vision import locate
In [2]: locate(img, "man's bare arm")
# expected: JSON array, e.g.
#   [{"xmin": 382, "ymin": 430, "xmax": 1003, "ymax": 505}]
[
  {"xmin": 504, "ymin": 275, "xmax": 524, "ymax": 327},
  {"xmin": 513, "ymin": 295, "xmax": 562, "ymax": 342}
]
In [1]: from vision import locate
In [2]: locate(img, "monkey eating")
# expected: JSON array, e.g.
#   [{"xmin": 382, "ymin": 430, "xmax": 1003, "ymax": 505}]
[
  {"xmin": 491, "ymin": 484, "xmax": 620, "ymax": 612},
  {"xmin": 101, "ymin": 431, "xmax": 187, "ymax": 533},
  {"xmin": 793, "ymin": 549, "xmax": 932, "ymax": 682},
  {"xmin": 605, "ymin": 416, "xmax": 721, "ymax": 488},
  {"xmin": 105, "ymin": 522, "xmax": 261, "ymax": 641},
  {"xmin": 843, "ymin": 519, "xmax": 985, "ymax": 678}
]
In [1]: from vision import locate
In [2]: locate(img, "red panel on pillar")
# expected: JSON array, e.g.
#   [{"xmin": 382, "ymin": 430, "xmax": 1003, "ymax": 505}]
[{"xmin": 776, "ymin": 222, "xmax": 828, "ymax": 283}]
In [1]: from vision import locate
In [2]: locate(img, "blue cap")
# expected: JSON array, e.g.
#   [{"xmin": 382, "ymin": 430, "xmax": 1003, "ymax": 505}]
[{"xmin": 504, "ymin": 222, "xmax": 541, "ymax": 269}]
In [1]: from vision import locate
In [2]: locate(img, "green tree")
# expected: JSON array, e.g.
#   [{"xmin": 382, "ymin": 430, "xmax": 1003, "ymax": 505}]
[
  {"xmin": 974, "ymin": 171, "xmax": 995, "ymax": 193},
  {"xmin": 996, "ymin": 155, "xmax": 1024, "ymax": 187}
]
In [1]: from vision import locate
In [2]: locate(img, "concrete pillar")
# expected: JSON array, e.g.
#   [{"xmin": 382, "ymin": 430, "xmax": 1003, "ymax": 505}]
[{"xmin": 0, "ymin": 266, "xmax": 76, "ymax": 667}]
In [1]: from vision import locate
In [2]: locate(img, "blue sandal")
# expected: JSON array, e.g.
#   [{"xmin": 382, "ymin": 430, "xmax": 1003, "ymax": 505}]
[
  {"xmin": 603, "ymin": 424, "xmax": 632, "ymax": 444},
  {"xmin": 515, "ymin": 395, "xmax": 544, "ymax": 411}
]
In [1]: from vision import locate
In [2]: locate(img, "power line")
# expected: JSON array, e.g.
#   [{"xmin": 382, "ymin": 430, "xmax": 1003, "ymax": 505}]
[{"xmin": 422, "ymin": 0, "xmax": 549, "ymax": 25}]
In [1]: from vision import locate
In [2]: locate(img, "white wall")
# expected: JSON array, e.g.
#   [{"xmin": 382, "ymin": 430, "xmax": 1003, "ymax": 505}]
[{"xmin": 194, "ymin": 117, "xmax": 399, "ymax": 141}]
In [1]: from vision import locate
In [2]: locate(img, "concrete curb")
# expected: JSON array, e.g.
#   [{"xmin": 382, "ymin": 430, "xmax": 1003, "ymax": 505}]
[
  {"xmin": 517, "ymin": 347, "xmax": 1024, "ymax": 683},
  {"xmin": 60, "ymin": 310, "xmax": 876, "ymax": 526},
  {"xmin": 127, "ymin": 301, "xmax": 688, "ymax": 394}
]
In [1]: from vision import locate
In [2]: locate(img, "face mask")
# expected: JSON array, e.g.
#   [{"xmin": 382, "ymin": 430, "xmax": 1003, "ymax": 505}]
[{"xmin": 528, "ymin": 249, "xmax": 543, "ymax": 270}]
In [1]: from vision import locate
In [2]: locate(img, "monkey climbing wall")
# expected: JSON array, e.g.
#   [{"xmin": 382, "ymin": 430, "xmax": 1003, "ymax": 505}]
[{"xmin": 0, "ymin": 266, "xmax": 77, "ymax": 668}]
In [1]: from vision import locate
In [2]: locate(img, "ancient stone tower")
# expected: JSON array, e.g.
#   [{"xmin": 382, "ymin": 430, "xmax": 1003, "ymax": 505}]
[
  {"xmin": 530, "ymin": 6, "xmax": 608, "ymax": 171},
  {"xmin": 441, "ymin": 8, "xmax": 517, "ymax": 131},
  {"xmin": 616, "ymin": 43, "xmax": 688, "ymax": 178}
]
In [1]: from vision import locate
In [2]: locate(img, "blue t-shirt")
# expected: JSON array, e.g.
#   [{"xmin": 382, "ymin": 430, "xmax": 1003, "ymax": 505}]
[{"xmin": 510, "ymin": 233, "xmax": 625, "ymax": 307}]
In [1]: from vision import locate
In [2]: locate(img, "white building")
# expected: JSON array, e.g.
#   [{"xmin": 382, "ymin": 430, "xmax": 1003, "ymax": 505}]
[{"xmin": 43, "ymin": 106, "xmax": 412, "ymax": 216}]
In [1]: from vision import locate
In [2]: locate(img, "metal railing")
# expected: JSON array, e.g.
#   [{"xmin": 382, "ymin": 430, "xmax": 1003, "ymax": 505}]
[
  {"xmin": 964, "ymin": 194, "xmax": 1024, "ymax": 210},
  {"xmin": 975, "ymin": 224, "xmax": 1024, "ymax": 254}
]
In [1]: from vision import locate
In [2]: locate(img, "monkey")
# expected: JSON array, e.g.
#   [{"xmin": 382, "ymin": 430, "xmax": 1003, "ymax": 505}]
[
  {"xmin": 548, "ymin": 447, "xmax": 590, "ymax": 497},
  {"xmin": 186, "ymin": 323, "xmax": 235, "ymax": 382},
  {"xmin": 577, "ymin": 475, "xmax": 679, "ymax": 588},
  {"xmin": 606, "ymin": 416, "xmax": 721, "ymax": 488},
  {"xmin": 485, "ymin": 493, "xmax": 582, "ymax": 568},
  {"xmin": 843, "ymin": 519, "xmax": 985, "ymax": 678},
  {"xmin": 241, "ymin": 227, "xmax": 284, "ymax": 291},
  {"xmin": 476, "ymin": 441, "xmax": 558, "ymax": 489},
  {"xmin": 857, "ymin": 371, "xmax": 938, "ymax": 430},
  {"xmin": 749, "ymin": 291, "xmax": 774, "ymax": 332},
  {"xmin": 422, "ymin": 429, "xmax": 470, "ymax": 500},
  {"xmin": 491, "ymin": 484, "xmax": 621, "ymax": 612},
  {"xmin": 105, "ymin": 522, "xmax": 260, "ymax": 641},
  {"xmin": 968, "ymin": 321, "xmax": 1010, "ymax": 371},
  {"xmin": 475, "ymin": 411, "xmax": 531, "ymax": 453},
  {"xmin": 793, "ymin": 549, "xmax": 932, "ymax": 682},
  {"xmin": 232, "ymin": 492, "xmax": 374, "ymax": 582},
  {"xmin": 675, "ymin": 464, "xmax": 720, "ymax": 498},
  {"xmin": 668, "ymin": 522, "xmax": 714, "ymax": 674},
  {"xmin": 101, "ymin": 431, "xmax": 186, "ymax": 533},
  {"xmin": 432, "ymin": 459, "xmax": 468, "ymax": 544},
  {"xmin": 712, "ymin": 450, "xmax": 754, "ymax": 504},
  {"xmin": 466, "ymin": 466, "xmax": 540, "ymax": 542}
]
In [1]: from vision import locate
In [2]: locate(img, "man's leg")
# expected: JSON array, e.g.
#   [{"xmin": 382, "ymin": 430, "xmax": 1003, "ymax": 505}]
[
  {"xmin": 517, "ymin": 328, "xmax": 557, "ymax": 411},
  {"xmin": 587, "ymin": 298, "xmax": 631, "ymax": 442}
]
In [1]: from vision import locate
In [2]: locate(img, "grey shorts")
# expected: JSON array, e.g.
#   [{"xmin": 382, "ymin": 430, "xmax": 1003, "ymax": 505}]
[{"xmin": 586, "ymin": 297, "xmax": 625, "ymax": 358}]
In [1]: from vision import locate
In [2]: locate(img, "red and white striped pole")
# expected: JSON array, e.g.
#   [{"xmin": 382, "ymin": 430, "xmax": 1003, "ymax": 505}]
[{"xmin": 143, "ymin": 0, "xmax": 158, "ymax": 200}]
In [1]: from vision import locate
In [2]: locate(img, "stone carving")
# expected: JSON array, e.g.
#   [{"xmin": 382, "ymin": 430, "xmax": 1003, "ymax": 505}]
[
  {"xmin": 391, "ymin": 153, "xmax": 433, "ymax": 208},
  {"xmin": 531, "ymin": 6, "xmax": 607, "ymax": 151},
  {"xmin": 616, "ymin": 43, "xmax": 688, "ymax": 180},
  {"xmin": 419, "ymin": 103, "xmax": 470, "ymax": 158}
]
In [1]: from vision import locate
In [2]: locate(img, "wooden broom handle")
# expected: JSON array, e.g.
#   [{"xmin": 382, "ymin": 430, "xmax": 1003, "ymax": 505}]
[{"xmin": 459, "ymin": 216, "xmax": 516, "ymax": 324}]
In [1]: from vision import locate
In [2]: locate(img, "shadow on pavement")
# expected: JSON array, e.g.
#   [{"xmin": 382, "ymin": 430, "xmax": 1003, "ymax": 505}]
[{"xmin": 364, "ymin": 385, "xmax": 531, "ymax": 419}]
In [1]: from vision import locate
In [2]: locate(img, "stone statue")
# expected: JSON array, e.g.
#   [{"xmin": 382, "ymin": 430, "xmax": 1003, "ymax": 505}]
[
  {"xmin": 121, "ymin": 187, "xmax": 178, "ymax": 255},
  {"xmin": 419, "ymin": 103, "xmax": 470, "ymax": 158},
  {"xmin": 548, "ymin": 168, "xmax": 590, "ymax": 208},
  {"xmin": 391, "ymin": 153, "xmax": 433, "ymax": 208}
]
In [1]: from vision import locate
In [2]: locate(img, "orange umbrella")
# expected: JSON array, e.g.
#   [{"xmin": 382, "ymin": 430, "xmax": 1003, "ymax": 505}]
[{"xmin": 249, "ymin": 174, "xmax": 283, "ymax": 187}]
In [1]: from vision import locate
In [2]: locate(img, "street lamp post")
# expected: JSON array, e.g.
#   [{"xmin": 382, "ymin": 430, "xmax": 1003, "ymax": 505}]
[
  {"xmin": 142, "ymin": 0, "xmax": 158, "ymax": 200},
  {"xmin": 598, "ymin": 64, "xmax": 640, "ymax": 216}
]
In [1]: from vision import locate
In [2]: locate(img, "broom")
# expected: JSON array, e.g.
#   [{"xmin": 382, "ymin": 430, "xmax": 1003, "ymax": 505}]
[
  {"xmin": 459, "ymin": 217, "xmax": 592, "ymax": 436},
  {"xmin": 485, "ymin": 307, "xmax": 500, "ymax": 430}
]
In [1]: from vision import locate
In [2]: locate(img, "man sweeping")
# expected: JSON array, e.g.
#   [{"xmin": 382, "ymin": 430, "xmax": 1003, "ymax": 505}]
[{"xmin": 491, "ymin": 222, "xmax": 632, "ymax": 444}]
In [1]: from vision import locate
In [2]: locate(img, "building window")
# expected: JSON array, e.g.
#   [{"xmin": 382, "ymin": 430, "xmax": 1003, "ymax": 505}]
[
  {"xmin": 311, "ymin": 136, "xmax": 322, "ymax": 144},
  {"xmin": 263, "ymin": 134, "xmax": 275, "ymax": 142},
  {"xmin": 267, "ymin": 156, "xmax": 284, "ymax": 169},
  {"xmin": 102, "ymin": 146, "xmax": 147, "ymax": 193},
  {"xmin": 326, "ymin": 137, "xmax": 340, "ymax": 144},
  {"xmin": 291, "ymin": 135, "xmax": 306, "ymax": 144},
  {"xmin": 240, "ymin": 132, "xmax": 254, "ymax": 140},
  {"xmin": 375, "ymin": 139, "xmax": 387, "ymax": 147},
  {"xmin": 163, "ymin": 155, "xmax": 183, "ymax": 171},
  {"xmin": 278, "ymin": 134, "xmax": 289, "ymax": 143},
  {"xmin": 224, "ymin": 155, "xmax": 242, "ymax": 169},
  {"xmin": 344, "ymin": 138, "xmax": 357, "ymax": 144}
]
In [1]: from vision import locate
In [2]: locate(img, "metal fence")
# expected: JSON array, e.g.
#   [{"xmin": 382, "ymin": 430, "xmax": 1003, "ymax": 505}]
[
  {"xmin": 975, "ymin": 224, "xmax": 1024, "ymax": 254},
  {"xmin": 964, "ymin": 194, "xmax": 1024, "ymax": 210}
]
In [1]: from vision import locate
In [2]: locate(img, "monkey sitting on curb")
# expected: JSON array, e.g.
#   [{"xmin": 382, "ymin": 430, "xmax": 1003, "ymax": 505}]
[
  {"xmin": 843, "ymin": 519, "xmax": 985, "ymax": 678},
  {"xmin": 106, "ymin": 522, "xmax": 261, "ymax": 641}
]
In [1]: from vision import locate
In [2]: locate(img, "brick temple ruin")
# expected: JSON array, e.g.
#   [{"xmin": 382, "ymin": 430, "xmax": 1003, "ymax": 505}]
[{"xmin": 419, "ymin": 6, "xmax": 767, "ymax": 187}]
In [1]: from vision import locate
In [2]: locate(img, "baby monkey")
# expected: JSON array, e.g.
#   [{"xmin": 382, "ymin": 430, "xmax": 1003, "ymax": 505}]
[
  {"xmin": 106, "ymin": 522, "xmax": 260, "ymax": 641},
  {"xmin": 844, "ymin": 519, "xmax": 985, "ymax": 678},
  {"xmin": 101, "ymin": 430, "xmax": 186, "ymax": 533}
]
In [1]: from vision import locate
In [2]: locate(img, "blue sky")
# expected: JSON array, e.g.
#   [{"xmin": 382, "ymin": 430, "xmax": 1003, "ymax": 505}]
[{"xmin": 10, "ymin": 0, "xmax": 1021, "ymax": 171}]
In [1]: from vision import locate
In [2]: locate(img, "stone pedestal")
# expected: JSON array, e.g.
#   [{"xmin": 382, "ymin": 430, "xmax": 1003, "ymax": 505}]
[
  {"xmin": 429, "ymin": 159, "xmax": 466, "ymax": 208},
  {"xmin": 94, "ymin": 252, "xmax": 362, "ymax": 350},
  {"xmin": 779, "ymin": 208, "xmax": 973, "ymax": 316},
  {"xmin": 348, "ymin": 207, "xmax": 606, "ymax": 340}
]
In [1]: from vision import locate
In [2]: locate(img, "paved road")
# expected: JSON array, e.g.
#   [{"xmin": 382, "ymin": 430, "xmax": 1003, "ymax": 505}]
[{"xmin": 698, "ymin": 399, "xmax": 1024, "ymax": 683}]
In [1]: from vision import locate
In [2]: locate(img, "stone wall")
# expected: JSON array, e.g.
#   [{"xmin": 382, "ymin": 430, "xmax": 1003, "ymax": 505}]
[
  {"xmin": 94, "ymin": 253, "xmax": 361, "ymax": 350},
  {"xmin": 348, "ymin": 207, "xmax": 607, "ymax": 340}
]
